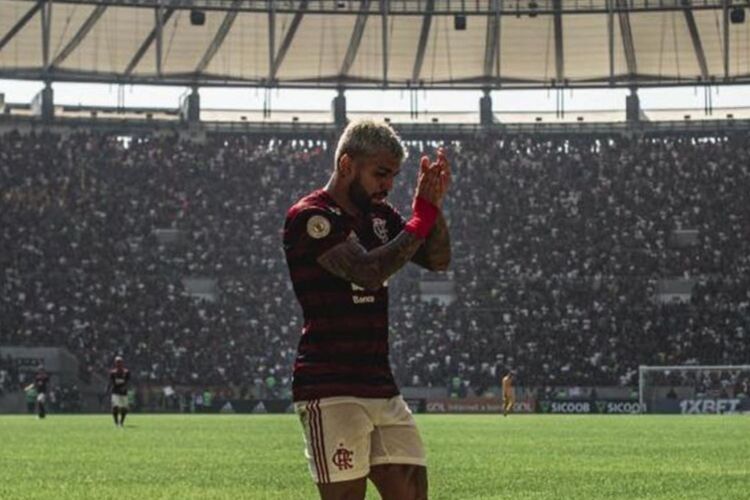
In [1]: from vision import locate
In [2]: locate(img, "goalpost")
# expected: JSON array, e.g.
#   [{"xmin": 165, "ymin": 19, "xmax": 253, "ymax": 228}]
[{"xmin": 638, "ymin": 365, "xmax": 750, "ymax": 414}]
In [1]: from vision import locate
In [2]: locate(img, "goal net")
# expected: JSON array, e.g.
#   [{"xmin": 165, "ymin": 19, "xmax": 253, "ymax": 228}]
[{"xmin": 638, "ymin": 365, "xmax": 750, "ymax": 414}]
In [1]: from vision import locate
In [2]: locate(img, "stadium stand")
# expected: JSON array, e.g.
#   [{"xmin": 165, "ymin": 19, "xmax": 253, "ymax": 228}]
[{"xmin": 1, "ymin": 129, "xmax": 749, "ymax": 402}]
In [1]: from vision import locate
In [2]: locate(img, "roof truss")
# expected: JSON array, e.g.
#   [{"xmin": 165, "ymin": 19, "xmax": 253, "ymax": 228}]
[
  {"xmin": 682, "ymin": 6, "xmax": 709, "ymax": 81},
  {"xmin": 340, "ymin": 0, "xmax": 371, "ymax": 78},
  {"xmin": 0, "ymin": 0, "xmax": 44, "ymax": 53},
  {"xmin": 411, "ymin": 0, "xmax": 434, "ymax": 83},
  {"xmin": 269, "ymin": 0, "xmax": 309, "ymax": 82},
  {"xmin": 124, "ymin": 7, "xmax": 175, "ymax": 75},
  {"xmin": 616, "ymin": 0, "xmax": 638, "ymax": 76},
  {"xmin": 50, "ymin": 5, "xmax": 108, "ymax": 68}
]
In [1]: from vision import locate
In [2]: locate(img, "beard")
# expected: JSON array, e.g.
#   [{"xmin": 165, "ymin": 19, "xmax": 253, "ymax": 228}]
[{"xmin": 348, "ymin": 173, "xmax": 377, "ymax": 213}]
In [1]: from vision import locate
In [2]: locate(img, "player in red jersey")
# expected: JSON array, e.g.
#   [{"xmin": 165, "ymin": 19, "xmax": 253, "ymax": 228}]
[
  {"xmin": 284, "ymin": 120, "xmax": 451, "ymax": 500},
  {"xmin": 107, "ymin": 356, "xmax": 131, "ymax": 427},
  {"xmin": 30, "ymin": 366, "xmax": 50, "ymax": 419}
]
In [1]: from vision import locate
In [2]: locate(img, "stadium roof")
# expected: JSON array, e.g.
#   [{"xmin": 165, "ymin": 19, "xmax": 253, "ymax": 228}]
[{"xmin": 1, "ymin": 0, "xmax": 749, "ymax": 89}]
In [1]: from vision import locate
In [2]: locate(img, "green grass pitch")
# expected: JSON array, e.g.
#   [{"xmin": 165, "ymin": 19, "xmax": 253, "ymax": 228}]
[{"xmin": 0, "ymin": 414, "xmax": 748, "ymax": 499}]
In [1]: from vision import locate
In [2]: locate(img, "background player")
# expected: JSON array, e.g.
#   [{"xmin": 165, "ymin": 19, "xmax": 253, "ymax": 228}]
[
  {"xmin": 284, "ymin": 120, "xmax": 451, "ymax": 500},
  {"xmin": 502, "ymin": 370, "xmax": 515, "ymax": 417},
  {"xmin": 29, "ymin": 365, "xmax": 50, "ymax": 419},
  {"xmin": 107, "ymin": 356, "xmax": 131, "ymax": 427}
]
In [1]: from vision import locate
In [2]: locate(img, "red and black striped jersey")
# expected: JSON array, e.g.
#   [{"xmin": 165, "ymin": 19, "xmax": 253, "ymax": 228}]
[
  {"xmin": 34, "ymin": 372, "xmax": 49, "ymax": 394},
  {"xmin": 109, "ymin": 368, "xmax": 130, "ymax": 396},
  {"xmin": 284, "ymin": 189, "xmax": 405, "ymax": 402}
]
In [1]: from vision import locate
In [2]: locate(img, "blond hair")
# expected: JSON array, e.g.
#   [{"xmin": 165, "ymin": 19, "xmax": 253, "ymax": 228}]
[{"xmin": 334, "ymin": 119, "xmax": 406, "ymax": 168}]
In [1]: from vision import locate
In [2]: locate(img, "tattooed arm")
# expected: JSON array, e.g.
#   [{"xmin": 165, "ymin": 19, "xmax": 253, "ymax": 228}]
[
  {"xmin": 317, "ymin": 231, "xmax": 424, "ymax": 291},
  {"xmin": 316, "ymin": 147, "xmax": 452, "ymax": 288},
  {"xmin": 411, "ymin": 212, "xmax": 451, "ymax": 271}
]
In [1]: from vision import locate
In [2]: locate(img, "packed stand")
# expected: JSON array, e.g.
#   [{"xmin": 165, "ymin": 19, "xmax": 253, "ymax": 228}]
[{"xmin": 1, "ymin": 129, "xmax": 748, "ymax": 398}]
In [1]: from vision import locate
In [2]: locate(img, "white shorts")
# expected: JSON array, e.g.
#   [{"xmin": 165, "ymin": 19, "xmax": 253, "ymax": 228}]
[
  {"xmin": 36, "ymin": 393, "xmax": 46, "ymax": 404},
  {"xmin": 294, "ymin": 395, "xmax": 426, "ymax": 484},
  {"xmin": 111, "ymin": 394, "xmax": 129, "ymax": 408}
]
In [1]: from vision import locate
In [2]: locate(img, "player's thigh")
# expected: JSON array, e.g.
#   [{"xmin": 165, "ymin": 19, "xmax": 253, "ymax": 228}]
[
  {"xmin": 368, "ymin": 464, "xmax": 428, "ymax": 500},
  {"xmin": 369, "ymin": 396, "xmax": 426, "ymax": 468},
  {"xmin": 316, "ymin": 477, "xmax": 367, "ymax": 500},
  {"xmin": 295, "ymin": 398, "xmax": 374, "ymax": 485}
]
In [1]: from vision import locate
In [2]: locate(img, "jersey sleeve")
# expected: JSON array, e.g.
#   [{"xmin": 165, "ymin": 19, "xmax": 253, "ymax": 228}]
[{"xmin": 284, "ymin": 208, "xmax": 349, "ymax": 259}]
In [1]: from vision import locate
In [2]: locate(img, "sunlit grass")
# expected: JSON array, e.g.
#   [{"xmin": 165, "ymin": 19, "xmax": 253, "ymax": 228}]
[{"xmin": 0, "ymin": 414, "xmax": 747, "ymax": 499}]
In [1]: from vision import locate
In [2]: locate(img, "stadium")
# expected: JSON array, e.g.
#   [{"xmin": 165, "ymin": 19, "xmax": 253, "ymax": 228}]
[{"xmin": 1, "ymin": 0, "xmax": 749, "ymax": 498}]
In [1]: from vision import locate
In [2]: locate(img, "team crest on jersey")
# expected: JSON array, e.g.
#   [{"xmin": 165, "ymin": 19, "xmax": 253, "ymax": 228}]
[
  {"xmin": 372, "ymin": 217, "xmax": 389, "ymax": 243},
  {"xmin": 307, "ymin": 215, "xmax": 331, "ymax": 239}
]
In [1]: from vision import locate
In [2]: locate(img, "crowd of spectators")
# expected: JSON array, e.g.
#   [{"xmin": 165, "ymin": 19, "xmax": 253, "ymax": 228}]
[
  {"xmin": 1, "ymin": 128, "xmax": 748, "ymax": 397},
  {"xmin": 0, "ymin": 355, "xmax": 20, "ymax": 396},
  {"xmin": 48, "ymin": 384, "xmax": 83, "ymax": 412}
]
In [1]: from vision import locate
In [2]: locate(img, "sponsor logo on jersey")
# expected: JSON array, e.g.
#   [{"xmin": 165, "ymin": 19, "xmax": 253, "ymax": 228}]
[{"xmin": 353, "ymin": 296, "xmax": 375, "ymax": 304}]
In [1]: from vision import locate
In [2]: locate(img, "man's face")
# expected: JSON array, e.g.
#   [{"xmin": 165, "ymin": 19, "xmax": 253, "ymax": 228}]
[{"xmin": 346, "ymin": 151, "xmax": 401, "ymax": 212}]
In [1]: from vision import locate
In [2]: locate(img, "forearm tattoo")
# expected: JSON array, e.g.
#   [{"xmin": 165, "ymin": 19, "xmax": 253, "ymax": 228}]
[
  {"xmin": 317, "ymin": 231, "xmax": 424, "ymax": 291},
  {"xmin": 412, "ymin": 213, "xmax": 451, "ymax": 271}
]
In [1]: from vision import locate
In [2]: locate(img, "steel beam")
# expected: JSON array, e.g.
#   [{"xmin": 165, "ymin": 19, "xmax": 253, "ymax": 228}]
[
  {"xmin": 340, "ymin": 0, "xmax": 371, "ymax": 78},
  {"xmin": 607, "ymin": 0, "xmax": 614, "ymax": 83},
  {"xmin": 155, "ymin": 4, "xmax": 163, "ymax": 75},
  {"xmin": 50, "ymin": 5, "xmax": 107, "ymax": 68},
  {"xmin": 0, "ymin": 1, "xmax": 44, "ymax": 54},
  {"xmin": 722, "ymin": 0, "xmax": 729, "ymax": 79},
  {"xmin": 35, "ymin": 0, "xmax": 732, "ymax": 16},
  {"xmin": 495, "ymin": 0, "xmax": 503, "ymax": 81},
  {"xmin": 124, "ymin": 7, "xmax": 174, "ymax": 75},
  {"xmin": 6, "ymin": 66, "xmax": 750, "ymax": 90},
  {"xmin": 553, "ymin": 0, "xmax": 564, "ymax": 84},
  {"xmin": 484, "ymin": 0, "xmax": 501, "ymax": 80},
  {"xmin": 380, "ymin": 0, "xmax": 388, "ymax": 86},
  {"xmin": 616, "ymin": 0, "xmax": 638, "ymax": 77},
  {"xmin": 41, "ymin": 0, "xmax": 53, "ymax": 71},
  {"xmin": 196, "ymin": 0, "xmax": 242, "ymax": 74},
  {"xmin": 683, "ymin": 7, "xmax": 709, "ymax": 81},
  {"xmin": 268, "ymin": 0, "xmax": 275, "ymax": 83},
  {"xmin": 411, "ymin": 0, "xmax": 434, "ymax": 82},
  {"xmin": 269, "ymin": 0, "xmax": 308, "ymax": 81}
]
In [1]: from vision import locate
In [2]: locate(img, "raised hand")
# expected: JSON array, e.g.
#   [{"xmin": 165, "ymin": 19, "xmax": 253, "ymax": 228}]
[
  {"xmin": 415, "ymin": 147, "xmax": 451, "ymax": 208},
  {"xmin": 433, "ymin": 147, "xmax": 452, "ymax": 206}
]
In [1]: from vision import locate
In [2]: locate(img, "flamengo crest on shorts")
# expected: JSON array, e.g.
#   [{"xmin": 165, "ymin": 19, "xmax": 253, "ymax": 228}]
[{"xmin": 296, "ymin": 396, "xmax": 426, "ymax": 484}]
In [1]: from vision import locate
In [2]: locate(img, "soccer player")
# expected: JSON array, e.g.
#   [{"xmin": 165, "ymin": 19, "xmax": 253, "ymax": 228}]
[
  {"xmin": 107, "ymin": 356, "xmax": 131, "ymax": 427},
  {"xmin": 502, "ymin": 371, "xmax": 515, "ymax": 417},
  {"xmin": 32, "ymin": 366, "xmax": 50, "ymax": 419},
  {"xmin": 283, "ymin": 120, "xmax": 451, "ymax": 500}
]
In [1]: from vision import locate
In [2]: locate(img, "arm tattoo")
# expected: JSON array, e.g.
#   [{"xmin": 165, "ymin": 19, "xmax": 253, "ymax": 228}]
[
  {"xmin": 317, "ymin": 231, "xmax": 423, "ymax": 291},
  {"xmin": 412, "ymin": 213, "xmax": 451, "ymax": 271}
]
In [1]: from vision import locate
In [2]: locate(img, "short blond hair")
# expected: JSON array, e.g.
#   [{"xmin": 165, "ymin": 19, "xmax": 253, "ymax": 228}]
[{"xmin": 334, "ymin": 119, "xmax": 406, "ymax": 168}]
